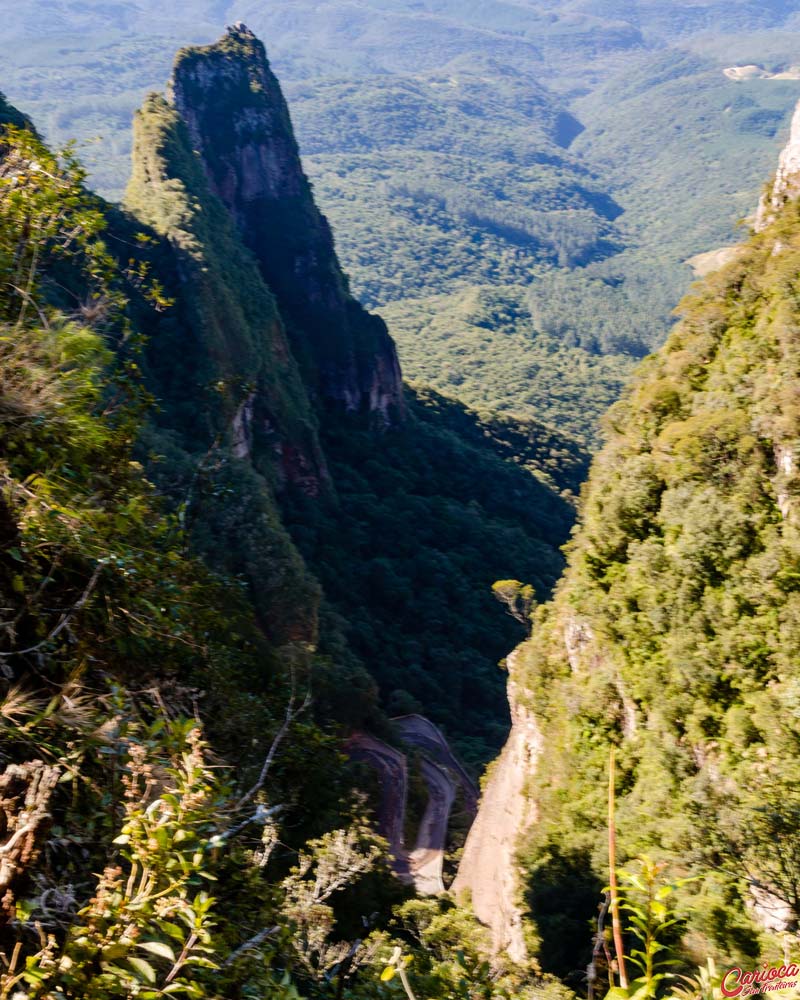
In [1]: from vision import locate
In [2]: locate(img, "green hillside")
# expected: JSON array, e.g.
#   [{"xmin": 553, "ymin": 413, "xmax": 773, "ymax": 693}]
[
  {"xmin": 383, "ymin": 286, "xmax": 636, "ymax": 445},
  {"xmin": 511, "ymin": 135, "xmax": 800, "ymax": 977},
  {"xmin": 289, "ymin": 62, "xmax": 618, "ymax": 310}
]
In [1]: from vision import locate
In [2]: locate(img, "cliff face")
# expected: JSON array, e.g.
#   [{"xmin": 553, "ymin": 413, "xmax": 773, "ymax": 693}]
[
  {"xmin": 125, "ymin": 92, "xmax": 326, "ymax": 490},
  {"xmin": 120, "ymin": 24, "xmax": 412, "ymax": 644},
  {"xmin": 168, "ymin": 24, "xmax": 404, "ymax": 420},
  {"xmin": 460, "ymin": 98, "xmax": 800, "ymax": 968},
  {"xmin": 451, "ymin": 662, "xmax": 540, "ymax": 965},
  {"xmin": 756, "ymin": 98, "xmax": 800, "ymax": 230},
  {"xmin": 120, "ymin": 24, "xmax": 414, "ymax": 643},
  {"xmin": 124, "ymin": 93, "xmax": 324, "ymax": 645}
]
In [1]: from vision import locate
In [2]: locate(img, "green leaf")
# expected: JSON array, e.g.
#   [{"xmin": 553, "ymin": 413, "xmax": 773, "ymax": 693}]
[
  {"xmin": 101, "ymin": 962, "xmax": 136, "ymax": 982},
  {"xmin": 138, "ymin": 940, "xmax": 176, "ymax": 962},
  {"xmin": 126, "ymin": 955, "xmax": 157, "ymax": 984},
  {"xmin": 160, "ymin": 921, "xmax": 187, "ymax": 941},
  {"xmin": 186, "ymin": 956, "xmax": 218, "ymax": 969},
  {"xmin": 102, "ymin": 943, "xmax": 130, "ymax": 961}
]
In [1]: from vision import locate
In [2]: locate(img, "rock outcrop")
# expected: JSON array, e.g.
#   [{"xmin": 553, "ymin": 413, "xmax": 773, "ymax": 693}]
[
  {"xmin": 126, "ymin": 92, "xmax": 326, "ymax": 486},
  {"xmin": 755, "ymin": 98, "xmax": 800, "ymax": 231},
  {"xmin": 168, "ymin": 25, "xmax": 404, "ymax": 420},
  {"xmin": 451, "ymin": 660, "xmax": 540, "ymax": 964}
]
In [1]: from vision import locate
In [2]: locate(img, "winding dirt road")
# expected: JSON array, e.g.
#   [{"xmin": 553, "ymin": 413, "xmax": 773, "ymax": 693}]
[
  {"xmin": 345, "ymin": 732, "xmax": 411, "ymax": 880},
  {"xmin": 346, "ymin": 716, "xmax": 478, "ymax": 895},
  {"xmin": 407, "ymin": 757, "xmax": 456, "ymax": 894},
  {"xmin": 392, "ymin": 714, "xmax": 479, "ymax": 814}
]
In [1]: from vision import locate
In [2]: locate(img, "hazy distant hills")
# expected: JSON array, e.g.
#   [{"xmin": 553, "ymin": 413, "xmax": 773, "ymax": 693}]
[{"xmin": 5, "ymin": 0, "xmax": 800, "ymax": 443}]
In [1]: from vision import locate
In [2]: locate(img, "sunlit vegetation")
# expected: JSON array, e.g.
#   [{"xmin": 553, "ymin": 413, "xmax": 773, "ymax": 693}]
[{"xmin": 514, "ymin": 164, "xmax": 800, "ymax": 976}]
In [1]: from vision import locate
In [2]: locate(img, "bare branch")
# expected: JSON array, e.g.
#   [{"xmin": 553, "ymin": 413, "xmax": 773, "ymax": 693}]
[
  {"xmin": 211, "ymin": 803, "xmax": 283, "ymax": 846},
  {"xmin": 5, "ymin": 284, "xmax": 50, "ymax": 330},
  {"xmin": 164, "ymin": 932, "xmax": 198, "ymax": 985},
  {"xmin": 234, "ymin": 665, "xmax": 311, "ymax": 810}
]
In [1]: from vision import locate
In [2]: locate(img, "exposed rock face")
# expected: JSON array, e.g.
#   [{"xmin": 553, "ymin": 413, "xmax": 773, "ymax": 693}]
[
  {"xmin": 774, "ymin": 442, "xmax": 799, "ymax": 522},
  {"xmin": 125, "ymin": 91, "xmax": 330, "ymax": 485},
  {"xmin": 564, "ymin": 615, "xmax": 594, "ymax": 672},
  {"xmin": 452, "ymin": 657, "xmax": 541, "ymax": 965},
  {"xmin": 749, "ymin": 884, "xmax": 796, "ymax": 934},
  {"xmin": 169, "ymin": 25, "xmax": 404, "ymax": 420},
  {"xmin": 755, "ymin": 98, "xmax": 800, "ymax": 231},
  {"xmin": 232, "ymin": 393, "xmax": 256, "ymax": 459}
]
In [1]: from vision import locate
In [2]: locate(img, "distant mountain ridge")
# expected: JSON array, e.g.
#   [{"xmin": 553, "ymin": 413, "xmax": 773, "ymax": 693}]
[{"xmin": 3, "ymin": 0, "xmax": 799, "ymax": 446}]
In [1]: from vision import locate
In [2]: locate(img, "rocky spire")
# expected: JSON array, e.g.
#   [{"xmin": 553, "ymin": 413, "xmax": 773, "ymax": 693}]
[
  {"xmin": 755, "ymin": 98, "xmax": 800, "ymax": 231},
  {"xmin": 167, "ymin": 25, "xmax": 404, "ymax": 421}
]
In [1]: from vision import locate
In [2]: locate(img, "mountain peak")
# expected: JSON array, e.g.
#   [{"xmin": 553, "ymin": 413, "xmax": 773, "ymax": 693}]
[
  {"xmin": 168, "ymin": 28, "xmax": 404, "ymax": 421},
  {"xmin": 227, "ymin": 21, "xmax": 255, "ymax": 37}
]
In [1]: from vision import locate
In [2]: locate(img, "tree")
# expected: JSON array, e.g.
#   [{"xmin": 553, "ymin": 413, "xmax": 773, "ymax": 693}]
[{"xmin": 491, "ymin": 579, "xmax": 536, "ymax": 629}]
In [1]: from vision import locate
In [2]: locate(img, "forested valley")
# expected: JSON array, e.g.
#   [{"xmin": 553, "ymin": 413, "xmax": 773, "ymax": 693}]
[{"xmin": 3, "ymin": 3, "xmax": 800, "ymax": 999}]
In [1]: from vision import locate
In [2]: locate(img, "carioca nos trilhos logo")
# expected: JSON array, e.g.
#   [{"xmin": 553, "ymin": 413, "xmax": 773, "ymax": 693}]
[{"xmin": 722, "ymin": 962, "xmax": 800, "ymax": 996}]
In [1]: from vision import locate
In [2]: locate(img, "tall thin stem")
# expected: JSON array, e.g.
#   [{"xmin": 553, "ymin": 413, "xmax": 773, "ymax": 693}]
[
  {"xmin": 398, "ymin": 966, "xmax": 419, "ymax": 1000},
  {"xmin": 609, "ymin": 748, "xmax": 629, "ymax": 988}
]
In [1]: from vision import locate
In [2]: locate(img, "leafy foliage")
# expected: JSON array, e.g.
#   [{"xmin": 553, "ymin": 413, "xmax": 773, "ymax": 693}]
[
  {"xmin": 0, "ymin": 81, "xmax": 587, "ymax": 1000},
  {"xmin": 0, "ymin": 118, "xmax": 384, "ymax": 1000},
  {"xmin": 283, "ymin": 388, "xmax": 577, "ymax": 767},
  {"xmin": 514, "ymin": 163, "xmax": 800, "ymax": 970},
  {"xmin": 607, "ymin": 858, "xmax": 689, "ymax": 1000}
]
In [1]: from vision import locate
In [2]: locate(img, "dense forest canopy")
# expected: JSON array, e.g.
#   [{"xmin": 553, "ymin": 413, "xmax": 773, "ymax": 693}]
[
  {"xmin": 4, "ymin": 1, "xmax": 800, "ymax": 444},
  {"xmin": 4, "ymin": 4, "xmax": 800, "ymax": 1000},
  {"xmin": 497, "ymin": 109, "xmax": 800, "ymax": 983}
]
